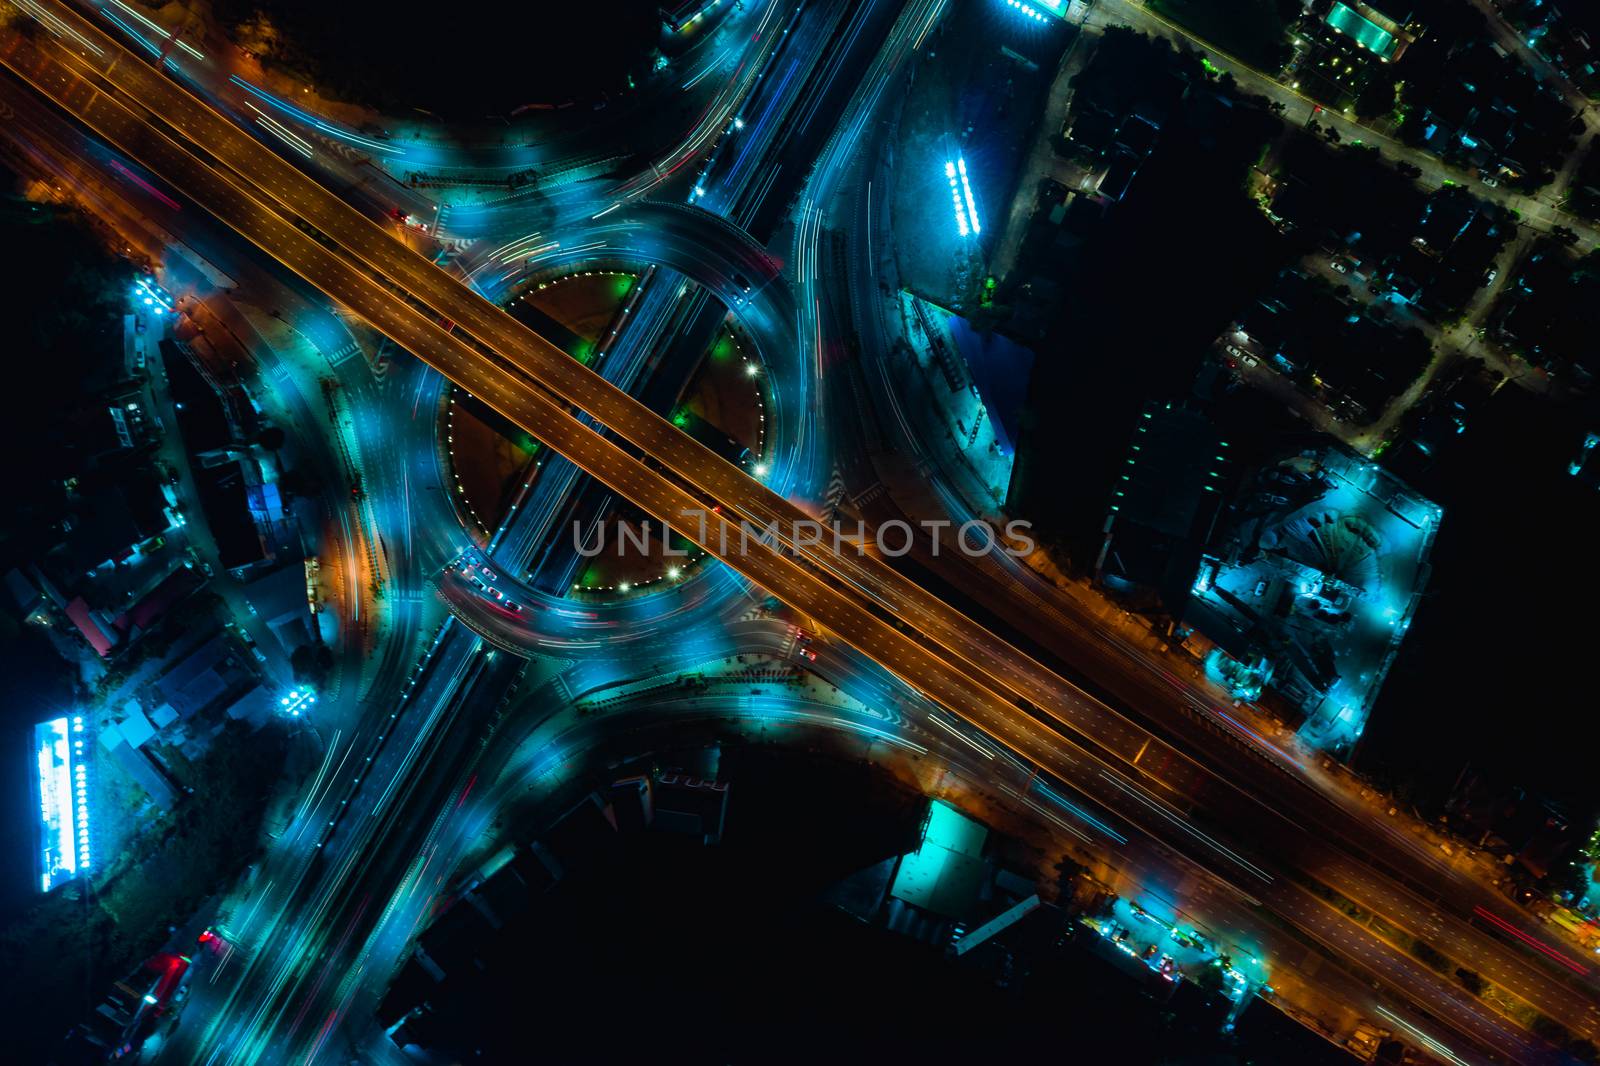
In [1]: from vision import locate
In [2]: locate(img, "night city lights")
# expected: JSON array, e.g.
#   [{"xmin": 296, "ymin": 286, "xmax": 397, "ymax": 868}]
[{"xmin": 0, "ymin": 0, "xmax": 1596, "ymax": 1062}]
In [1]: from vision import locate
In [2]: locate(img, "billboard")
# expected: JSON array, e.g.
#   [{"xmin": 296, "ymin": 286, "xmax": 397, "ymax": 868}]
[{"xmin": 35, "ymin": 715, "xmax": 91, "ymax": 892}]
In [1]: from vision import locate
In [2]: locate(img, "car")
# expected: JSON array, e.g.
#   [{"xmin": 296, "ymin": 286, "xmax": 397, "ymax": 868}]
[
  {"xmin": 1331, "ymin": 259, "xmax": 1348, "ymax": 274},
  {"xmin": 799, "ymin": 647, "xmax": 817, "ymax": 662},
  {"xmin": 1239, "ymin": 352, "xmax": 1258, "ymax": 367},
  {"xmin": 491, "ymin": 587, "xmax": 504, "ymax": 599},
  {"xmin": 1484, "ymin": 268, "xmax": 1498, "ymax": 284},
  {"xmin": 478, "ymin": 564, "xmax": 497, "ymax": 580},
  {"xmin": 1481, "ymin": 176, "xmax": 1499, "ymax": 188},
  {"xmin": 505, "ymin": 601, "xmax": 522, "ymax": 613}
]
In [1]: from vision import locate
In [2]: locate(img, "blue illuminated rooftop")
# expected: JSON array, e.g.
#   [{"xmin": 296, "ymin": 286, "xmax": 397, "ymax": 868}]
[{"xmin": 1326, "ymin": 3, "xmax": 1401, "ymax": 61}]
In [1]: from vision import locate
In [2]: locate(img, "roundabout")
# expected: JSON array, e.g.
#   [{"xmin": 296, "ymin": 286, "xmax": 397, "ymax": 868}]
[{"xmin": 431, "ymin": 202, "xmax": 819, "ymax": 655}]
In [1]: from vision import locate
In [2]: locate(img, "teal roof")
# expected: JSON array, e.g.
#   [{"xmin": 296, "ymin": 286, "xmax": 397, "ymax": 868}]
[
  {"xmin": 1326, "ymin": 3, "xmax": 1399, "ymax": 60},
  {"xmin": 889, "ymin": 802, "xmax": 989, "ymax": 917}
]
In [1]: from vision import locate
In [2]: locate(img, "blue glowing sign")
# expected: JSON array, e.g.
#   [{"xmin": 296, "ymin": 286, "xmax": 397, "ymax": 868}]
[{"xmin": 35, "ymin": 716, "xmax": 90, "ymax": 892}]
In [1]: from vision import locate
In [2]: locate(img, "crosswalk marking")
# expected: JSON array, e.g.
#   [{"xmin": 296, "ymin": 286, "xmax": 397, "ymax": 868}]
[{"xmin": 326, "ymin": 340, "xmax": 362, "ymax": 366}]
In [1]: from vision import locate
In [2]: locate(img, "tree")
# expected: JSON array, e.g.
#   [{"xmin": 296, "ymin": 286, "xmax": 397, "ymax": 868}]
[
  {"xmin": 279, "ymin": 465, "xmax": 324, "ymax": 499},
  {"xmin": 1454, "ymin": 967, "xmax": 1484, "ymax": 996},
  {"xmin": 1411, "ymin": 939, "xmax": 1449, "ymax": 972},
  {"xmin": 1531, "ymin": 1014, "xmax": 1571, "ymax": 1046},
  {"xmin": 1192, "ymin": 959, "xmax": 1228, "ymax": 998},
  {"xmin": 1542, "ymin": 857, "xmax": 1590, "ymax": 901},
  {"xmin": 290, "ymin": 641, "xmax": 333, "ymax": 688},
  {"xmin": 1053, "ymin": 855, "xmax": 1086, "ymax": 899}
]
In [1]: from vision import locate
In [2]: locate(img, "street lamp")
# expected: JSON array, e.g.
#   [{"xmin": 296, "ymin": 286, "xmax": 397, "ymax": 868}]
[{"xmin": 279, "ymin": 689, "xmax": 316, "ymax": 717}]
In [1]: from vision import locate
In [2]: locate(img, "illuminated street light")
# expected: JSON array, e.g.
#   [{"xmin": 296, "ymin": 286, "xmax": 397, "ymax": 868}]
[
  {"xmin": 134, "ymin": 276, "xmax": 175, "ymax": 316},
  {"xmin": 1003, "ymin": 0, "xmax": 1050, "ymax": 22},
  {"xmin": 945, "ymin": 161, "xmax": 970, "ymax": 236},
  {"xmin": 958, "ymin": 157, "xmax": 981, "ymax": 235},
  {"xmin": 279, "ymin": 688, "xmax": 316, "ymax": 717},
  {"xmin": 945, "ymin": 158, "xmax": 980, "ymax": 236}
]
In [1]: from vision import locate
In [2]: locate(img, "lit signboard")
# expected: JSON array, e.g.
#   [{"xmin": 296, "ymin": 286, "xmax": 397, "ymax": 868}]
[
  {"xmin": 1005, "ymin": 0, "xmax": 1070, "ymax": 20},
  {"xmin": 945, "ymin": 157, "xmax": 982, "ymax": 237},
  {"xmin": 35, "ymin": 715, "xmax": 90, "ymax": 892}
]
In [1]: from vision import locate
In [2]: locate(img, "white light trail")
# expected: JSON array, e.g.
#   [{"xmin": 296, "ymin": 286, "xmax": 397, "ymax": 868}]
[
  {"xmin": 1099, "ymin": 771, "xmax": 1274, "ymax": 882},
  {"xmin": 928, "ymin": 713, "xmax": 996, "ymax": 759},
  {"xmin": 13, "ymin": 0, "xmax": 103, "ymax": 55},
  {"xmin": 105, "ymin": 0, "xmax": 204, "ymax": 59},
  {"xmin": 1374, "ymin": 1008, "xmax": 1470, "ymax": 1066},
  {"xmin": 244, "ymin": 102, "xmax": 314, "ymax": 158}
]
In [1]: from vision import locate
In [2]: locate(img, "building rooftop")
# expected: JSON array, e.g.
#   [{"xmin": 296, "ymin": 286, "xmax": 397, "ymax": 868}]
[
  {"xmin": 66, "ymin": 597, "xmax": 118, "ymax": 658},
  {"xmin": 1187, "ymin": 447, "xmax": 1440, "ymax": 753},
  {"xmin": 154, "ymin": 633, "xmax": 252, "ymax": 720},
  {"xmin": 889, "ymin": 801, "xmax": 988, "ymax": 917},
  {"xmin": 1325, "ymin": 2, "xmax": 1408, "ymax": 62}
]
